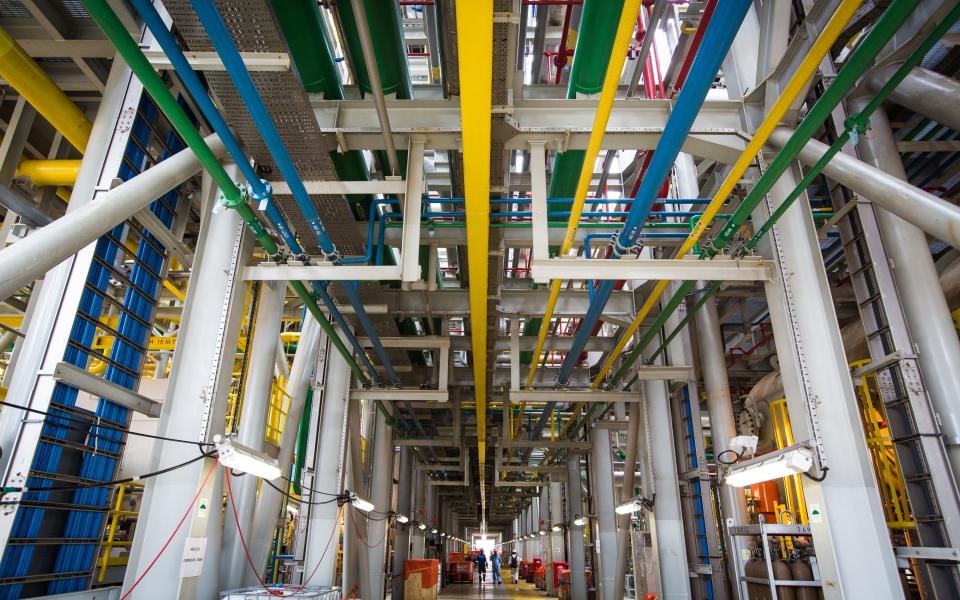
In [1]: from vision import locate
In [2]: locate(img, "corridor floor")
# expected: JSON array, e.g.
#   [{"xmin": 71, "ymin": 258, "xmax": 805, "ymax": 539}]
[{"xmin": 439, "ymin": 570, "xmax": 553, "ymax": 600}]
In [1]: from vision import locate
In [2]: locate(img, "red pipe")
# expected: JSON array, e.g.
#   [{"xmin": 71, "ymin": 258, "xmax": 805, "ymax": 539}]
[
  {"xmin": 670, "ymin": 0, "xmax": 718, "ymax": 97},
  {"xmin": 554, "ymin": 2, "xmax": 574, "ymax": 85}
]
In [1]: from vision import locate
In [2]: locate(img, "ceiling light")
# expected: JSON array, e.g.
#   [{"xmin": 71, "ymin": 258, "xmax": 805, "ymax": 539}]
[
  {"xmin": 418, "ymin": 523, "xmax": 427, "ymax": 530},
  {"xmin": 539, "ymin": 530, "xmax": 546, "ymax": 536},
  {"xmin": 724, "ymin": 446, "xmax": 814, "ymax": 488},
  {"xmin": 615, "ymin": 497, "xmax": 652, "ymax": 515},
  {"xmin": 396, "ymin": 514, "xmax": 409, "ymax": 524},
  {"xmin": 551, "ymin": 525, "xmax": 561, "ymax": 532},
  {"xmin": 350, "ymin": 494, "xmax": 375, "ymax": 513},
  {"xmin": 573, "ymin": 515, "xmax": 587, "ymax": 527},
  {"xmin": 214, "ymin": 435, "xmax": 281, "ymax": 480},
  {"xmin": 431, "ymin": 528, "xmax": 438, "ymax": 534}
]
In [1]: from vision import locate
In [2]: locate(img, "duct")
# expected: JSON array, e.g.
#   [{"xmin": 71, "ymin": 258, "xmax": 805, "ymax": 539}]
[
  {"xmin": 15, "ymin": 159, "xmax": 82, "ymax": 187},
  {"xmin": 0, "ymin": 134, "xmax": 225, "ymax": 300},
  {"xmin": 0, "ymin": 183, "xmax": 51, "ymax": 227},
  {"xmin": 131, "ymin": 0, "xmax": 383, "ymax": 385},
  {"xmin": 193, "ymin": 0, "xmax": 405, "ymax": 385},
  {"xmin": 0, "ymin": 25, "xmax": 92, "ymax": 152},
  {"xmin": 556, "ymin": 0, "xmax": 752, "ymax": 385},
  {"xmin": 769, "ymin": 128, "xmax": 960, "ymax": 248},
  {"xmin": 868, "ymin": 64, "xmax": 960, "ymax": 133}
]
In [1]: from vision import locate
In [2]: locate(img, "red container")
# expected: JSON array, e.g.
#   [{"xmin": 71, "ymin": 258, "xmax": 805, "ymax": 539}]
[
  {"xmin": 549, "ymin": 562, "xmax": 569, "ymax": 587},
  {"xmin": 525, "ymin": 558, "xmax": 542, "ymax": 583},
  {"xmin": 447, "ymin": 560, "xmax": 474, "ymax": 583}
]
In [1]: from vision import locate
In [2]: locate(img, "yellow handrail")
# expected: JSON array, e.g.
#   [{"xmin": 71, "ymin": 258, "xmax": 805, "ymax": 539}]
[
  {"xmin": 587, "ymin": 0, "xmax": 866, "ymax": 391},
  {"xmin": 97, "ymin": 482, "xmax": 144, "ymax": 583},
  {"xmin": 265, "ymin": 376, "xmax": 292, "ymax": 446}
]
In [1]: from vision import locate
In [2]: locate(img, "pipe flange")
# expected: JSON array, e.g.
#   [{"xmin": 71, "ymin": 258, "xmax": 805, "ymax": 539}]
[
  {"xmin": 607, "ymin": 231, "xmax": 635, "ymax": 257},
  {"xmin": 248, "ymin": 179, "xmax": 273, "ymax": 209},
  {"xmin": 321, "ymin": 248, "xmax": 343, "ymax": 263}
]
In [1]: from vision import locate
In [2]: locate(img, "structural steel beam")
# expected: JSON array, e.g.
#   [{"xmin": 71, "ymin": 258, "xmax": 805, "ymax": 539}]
[
  {"xmin": 244, "ymin": 264, "xmax": 402, "ymax": 281},
  {"xmin": 530, "ymin": 257, "xmax": 773, "ymax": 282}
]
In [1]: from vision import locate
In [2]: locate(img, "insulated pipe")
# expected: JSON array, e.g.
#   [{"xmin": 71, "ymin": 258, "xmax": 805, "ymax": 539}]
[
  {"xmin": 15, "ymin": 159, "xmax": 82, "ymax": 187},
  {"xmin": 769, "ymin": 128, "xmax": 960, "ymax": 247},
  {"xmin": 245, "ymin": 313, "xmax": 322, "ymax": 587},
  {"xmin": 589, "ymin": 427, "xmax": 618, "ymax": 600},
  {"xmin": 565, "ymin": 456, "xmax": 587, "ymax": 600},
  {"xmin": 393, "ymin": 448, "xmax": 414, "ymax": 599},
  {"xmin": 348, "ymin": 0, "xmax": 401, "ymax": 176},
  {"xmin": 612, "ymin": 403, "xmax": 640, "ymax": 600},
  {"xmin": 0, "ymin": 25, "xmax": 92, "ymax": 152},
  {"xmin": 556, "ymin": 0, "xmax": 751, "ymax": 385},
  {"xmin": 868, "ymin": 64, "xmax": 960, "ymax": 133},
  {"xmin": 337, "ymin": 0, "xmax": 413, "ymax": 99},
  {"xmin": 367, "ymin": 410, "xmax": 395, "ymax": 600},
  {"xmin": 626, "ymin": 0, "xmax": 667, "ymax": 97},
  {"xmin": 0, "ymin": 182, "xmax": 51, "ymax": 227},
  {"xmin": 0, "ymin": 134, "xmax": 225, "ymax": 299}
]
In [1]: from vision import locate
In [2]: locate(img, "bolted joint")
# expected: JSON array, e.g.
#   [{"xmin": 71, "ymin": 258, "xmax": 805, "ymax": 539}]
[{"xmin": 247, "ymin": 179, "xmax": 273, "ymax": 210}]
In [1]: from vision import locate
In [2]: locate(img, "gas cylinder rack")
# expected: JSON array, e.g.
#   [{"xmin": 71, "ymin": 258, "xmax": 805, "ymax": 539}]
[{"xmin": 728, "ymin": 520, "xmax": 822, "ymax": 598}]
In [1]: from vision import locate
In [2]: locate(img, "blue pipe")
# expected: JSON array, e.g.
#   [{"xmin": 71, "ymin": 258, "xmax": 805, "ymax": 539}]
[
  {"xmin": 193, "ymin": 0, "xmax": 402, "ymax": 385},
  {"xmin": 554, "ymin": 0, "xmax": 753, "ymax": 386},
  {"xmin": 132, "ymin": 0, "xmax": 385, "ymax": 384}
]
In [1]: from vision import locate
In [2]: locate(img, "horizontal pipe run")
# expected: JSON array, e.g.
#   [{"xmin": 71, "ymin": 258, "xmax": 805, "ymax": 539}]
[
  {"xmin": 15, "ymin": 159, "xmax": 82, "ymax": 187},
  {"xmin": 0, "ymin": 183, "xmax": 52, "ymax": 227},
  {"xmin": 0, "ymin": 135, "xmax": 226, "ymax": 300}
]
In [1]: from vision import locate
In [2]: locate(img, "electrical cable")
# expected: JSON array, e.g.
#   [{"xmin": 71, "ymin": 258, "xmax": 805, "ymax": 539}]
[
  {"xmin": 715, "ymin": 449, "xmax": 742, "ymax": 466},
  {"xmin": 225, "ymin": 467, "xmax": 283, "ymax": 597},
  {"xmin": 803, "ymin": 467, "xmax": 829, "ymax": 482},
  {"xmin": 289, "ymin": 505, "xmax": 344, "ymax": 596},
  {"xmin": 119, "ymin": 458, "xmax": 218, "ymax": 600},
  {"xmin": 0, "ymin": 400, "xmax": 216, "ymax": 447}
]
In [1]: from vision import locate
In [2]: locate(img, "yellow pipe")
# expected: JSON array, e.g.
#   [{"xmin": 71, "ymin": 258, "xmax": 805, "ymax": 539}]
[
  {"xmin": 588, "ymin": 0, "xmax": 865, "ymax": 390},
  {"xmin": 162, "ymin": 280, "xmax": 187, "ymax": 302},
  {"xmin": 15, "ymin": 159, "xmax": 82, "ymax": 186},
  {"xmin": 0, "ymin": 25, "xmax": 92, "ymax": 152},
  {"xmin": 524, "ymin": 0, "xmax": 642, "ymax": 392},
  {"xmin": 456, "ymin": 0, "xmax": 492, "ymax": 518}
]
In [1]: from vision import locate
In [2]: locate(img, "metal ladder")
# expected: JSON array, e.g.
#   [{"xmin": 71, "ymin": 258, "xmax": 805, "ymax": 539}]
[{"xmin": 820, "ymin": 97, "xmax": 960, "ymax": 597}]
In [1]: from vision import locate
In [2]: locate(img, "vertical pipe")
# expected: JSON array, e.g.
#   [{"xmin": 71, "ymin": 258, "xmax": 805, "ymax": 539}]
[
  {"xmin": 613, "ymin": 401, "xmax": 641, "ymax": 600},
  {"xmin": 304, "ymin": 343, "xmax": 351, "ymax": 586},
  {"xmin": 411, "ymin": 469, "xmax": 426, "ymax": 557},
  {"xmin": 246, "ymin": 314, "xmax": 323, "ymax": 586},
  {"xmin": 540, "ymin": 485, "xmax": 554, "ymax": 591},
  {"xmin": 220, "ymin": 280, "xmax": 286, "ymax": 588},
  {"xmin": 566, "ymin": 456, "xmax": 587, "ymax": 600},
  {"xmin": 393, "ymin": 448, "xmax": 414, "ymax": 599},
  {"xmin": 368, "ymin": 410, "xmax": 395, "ymax": 599},
  {"xmin": 589, "ymin": 427, "xmax": 618, "ymax": 600}
]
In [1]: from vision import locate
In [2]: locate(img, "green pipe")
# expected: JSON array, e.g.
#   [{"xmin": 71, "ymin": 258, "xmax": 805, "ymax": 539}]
[
  {"xmin": 271, "ymin": 0, "xmax": 374, "ymax": 219},
  {"xmin": 291, "ymin": 388, "xmax": 313, "ymax": 495},
  {"xmin": 337, "ymin": 0, "xmax": 413, "ymax": 99},
  {"xmin": 745, "ymin": 1, "xmax": 960, "ymax": 253},
  {"xmin": 82, "ymin": 0, "xmax": 369, "ymax": 384},
  {"xmin": 705, "ymin": 0, "xmax": 922, "ymax": 258}
]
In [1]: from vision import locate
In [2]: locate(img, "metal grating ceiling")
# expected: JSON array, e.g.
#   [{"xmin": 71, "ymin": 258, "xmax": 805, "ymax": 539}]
[
  {"xmin": 165, "ymin": 0, "xmax": 362, "ymax": 255},
  {"xmin": 0, "ymin": 0, "xmax": 28, "ymax": 17}
]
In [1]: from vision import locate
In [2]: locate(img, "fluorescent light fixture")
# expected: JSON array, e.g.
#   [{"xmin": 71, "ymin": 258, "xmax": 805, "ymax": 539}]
[
  {"xmin": 573, "ymin": 515, "xmax": 587, "ymax": 527},
  {"xmin": 539, "ymin": 530, "xmax": 546, "ymax": 536},
  {"xmin": 396, "ymin": 514, "xmax": 409, "ymax": 524},
  {"xmin": 351, "ymin": 494, "xmax": 375, "ymax": 512},
  {"xmin": 214, "ymin": 435, "xmax": 282, "ymax": 480},
  {"xmin": 440, "ymin": 533, "xmax": 446, "ymax": 537},
  {"xmin": 615, "ymin": 497, "xmax": 652, "ymax": 515},
  {"xmin": 418, "ymin": 523, "xmax": 427, "ymax": 530},
  {"xmin": 551, "ymin": 525, "xmax": 561, "ymax": 532},
  {"xmin": 431, "ymin": 528, "xmax": 438, "ymax": 534},
  {"xmin": 724, "ymin": 446, "xmax": 815, "ymax": 488}
]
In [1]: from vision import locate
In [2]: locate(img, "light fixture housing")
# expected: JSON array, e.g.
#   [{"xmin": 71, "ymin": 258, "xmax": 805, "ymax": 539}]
[
  {"xmin": 350, "ymin": 494, "xmax": 375, "ymax": 512},
  {"xmin": 573, "ymin": 515, "xmax": 587, "ymax": 527},
  {"xmin": 724, "ymin": 446, "xmax": 815, "ymax": 488},
  {"xmin": 214, "ymin": 435, "xmax": 282, "ymax": 480},
  {"xmin": 418, "ymin": 523, "xmax": 427, "ymax": 531},
  {"xmin": 431, "ymin": 528, "xmax": 438, "ymax": 534},
  {"xmin": 396, "ymin": 514, "xmax": 409, "ymax": 524},
  {"xmin": 539, "ymin": 530, "xmax": 546, "ymax": 536},
  {"xmin": 551, "ymin": 525, "xmax": 562, "ymax": 532},
  {"xmin": 615, "ymin": 497, "xmax": 652, "ymax": 515}
]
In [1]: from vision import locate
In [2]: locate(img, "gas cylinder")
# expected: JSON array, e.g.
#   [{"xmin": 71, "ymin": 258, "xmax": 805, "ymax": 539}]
[
  {"xmin": 772, "ymin": 559, "xmax": 797, "ymax": 600},
  {"xmin": 745, "ymin": 558, "xmax": 773, "ymax": 600},
  {"xmin": 789, "ymin": 559, "xmax": 822, "ymax": 600}
]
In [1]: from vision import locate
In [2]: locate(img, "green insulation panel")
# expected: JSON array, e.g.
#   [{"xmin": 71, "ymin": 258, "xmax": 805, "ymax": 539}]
[{"xmin": 337, "ymin": 0, "xmax": 414, "ymax": 99}]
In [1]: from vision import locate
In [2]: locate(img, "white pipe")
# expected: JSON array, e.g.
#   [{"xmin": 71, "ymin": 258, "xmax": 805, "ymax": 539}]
[
  {"xmin": 868, "ymin": 64, "xmax": 960, "ymax": 133},
  {"xmin": 769, "ymin": 127, "xmax": 960, "ymax": 248},
  {"xmin": 0, "ymin": 134, "xmax": 225, "ymax": 299}
]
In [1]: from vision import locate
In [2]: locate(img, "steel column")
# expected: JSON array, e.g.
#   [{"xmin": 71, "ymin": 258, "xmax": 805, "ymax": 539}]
[
  {"xmin": 393, "ymin": 448, "xmax": 413, "ymax": 599},
  {"xmin": 566, "ymin": 456, "xmax": 587, "ymax": 600},
  {"xmin": 367, "ymin": 410, "xmax": 395, "ymax": 599},
  {"xmin": 303, "ymin": 342, "xmax": 351, "ymax": 585},
  {"xmin": 758, "ymin": 162, "xmax": 903, "ymax": 597},
  {"xmin": 410, "ymin": 468, "xmax": 425, "ymax": 558},
  {"xmin": 246, "ymin": 314, "xmax": 323, "ymax": 586},
  {"xmin": 220, "ymin": 279, "xmax": 286, "ymax": 588},
  {"xmin": 589, "ymin": 427, "xmax": 618, "ymax": 600},
  {"xmin": 540, "ymin": 486, "xmax": 554, "ymax": 592},
  {"xmin": 123, "ymin": 165, "xmax": 251, "ymax": 599}
]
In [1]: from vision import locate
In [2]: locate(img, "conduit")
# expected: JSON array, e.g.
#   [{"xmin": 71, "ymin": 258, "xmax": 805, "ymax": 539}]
[
  {"xmin": 455, "ymin": 0, "xmax": 492, "ymax": 524},
  {"xmin": 555, "ymin": 0, "xmax": 753, "ymax": 386},
  {"xmin": 0, "ymin": 25, "xmax": 92, "ymax": 153},
  {"xmin": 587, "ymin": 0, "xmax": 868, "ymax": 389},
  {"xmin": 80, "ymin": 0, "xmax": 371, "ymax": 383}
]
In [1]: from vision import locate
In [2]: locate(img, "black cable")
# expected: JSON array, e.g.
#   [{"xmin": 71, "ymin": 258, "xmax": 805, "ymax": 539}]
[
  {"xmin": 715, "ymin": 449, "xmax": 742, "ymax": 465},
  {"xmin": 278, "ymin": 474, "xmax": 338, "ymax": 496},
  {"xmin": 0, "ymin": 400, "xmax": 215, "ymax": 448},
  {"xmin": 803, "ymin": 466, "xmax": 829, "ymax": 482},
  {"xmin": 261, "ymin": 479, "xmax": 340, "ymax": 506},
  {"xmin": 7, "ymin": 450, "xmax": 215, "ymax": 496}
]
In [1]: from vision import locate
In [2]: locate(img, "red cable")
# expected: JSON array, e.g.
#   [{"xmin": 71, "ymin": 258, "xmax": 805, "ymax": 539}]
[
  {"xmin": 298, "ymin": 506, "xmax": 345, "ymax": 588},
  {"xmin": 120, "ymin": 459, "xmax": 218, "ymax": 600},
  {"xmin": 225, "ymin": 468, "xmax": 283, "ymax": 596}
]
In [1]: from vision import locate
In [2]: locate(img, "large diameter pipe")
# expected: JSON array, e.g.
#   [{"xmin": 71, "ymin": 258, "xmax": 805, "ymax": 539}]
[
  {"xmin": 0, "ymin": 183, "xmax": 51, "ymax": 227},
  {"xmin": 868, "ymin": 64, "xmax": 960, "ymax": 133},
  {"xmin": 15, "ymin": 159, "xmax": 82, "ymax": 187},
  {"xmin": 770, "ymin": 127, "xmax": 960, "ymax": 248},
  {"xmin": 0, "ymin": 25, "xmax": 92, "ymax": 152},
  {"xmin": 0, "ymin": 134, "xmax": 225, "ymax": 299}
]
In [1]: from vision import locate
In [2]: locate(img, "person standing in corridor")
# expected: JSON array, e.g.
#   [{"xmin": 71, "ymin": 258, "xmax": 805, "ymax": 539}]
[
  {"xmin": 476, "ymin": 549, "xmax": 488, "ymax": 585},
  {"xmin": 491, "ymin": 550, "xmax": 503, "ymax": 584}
]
